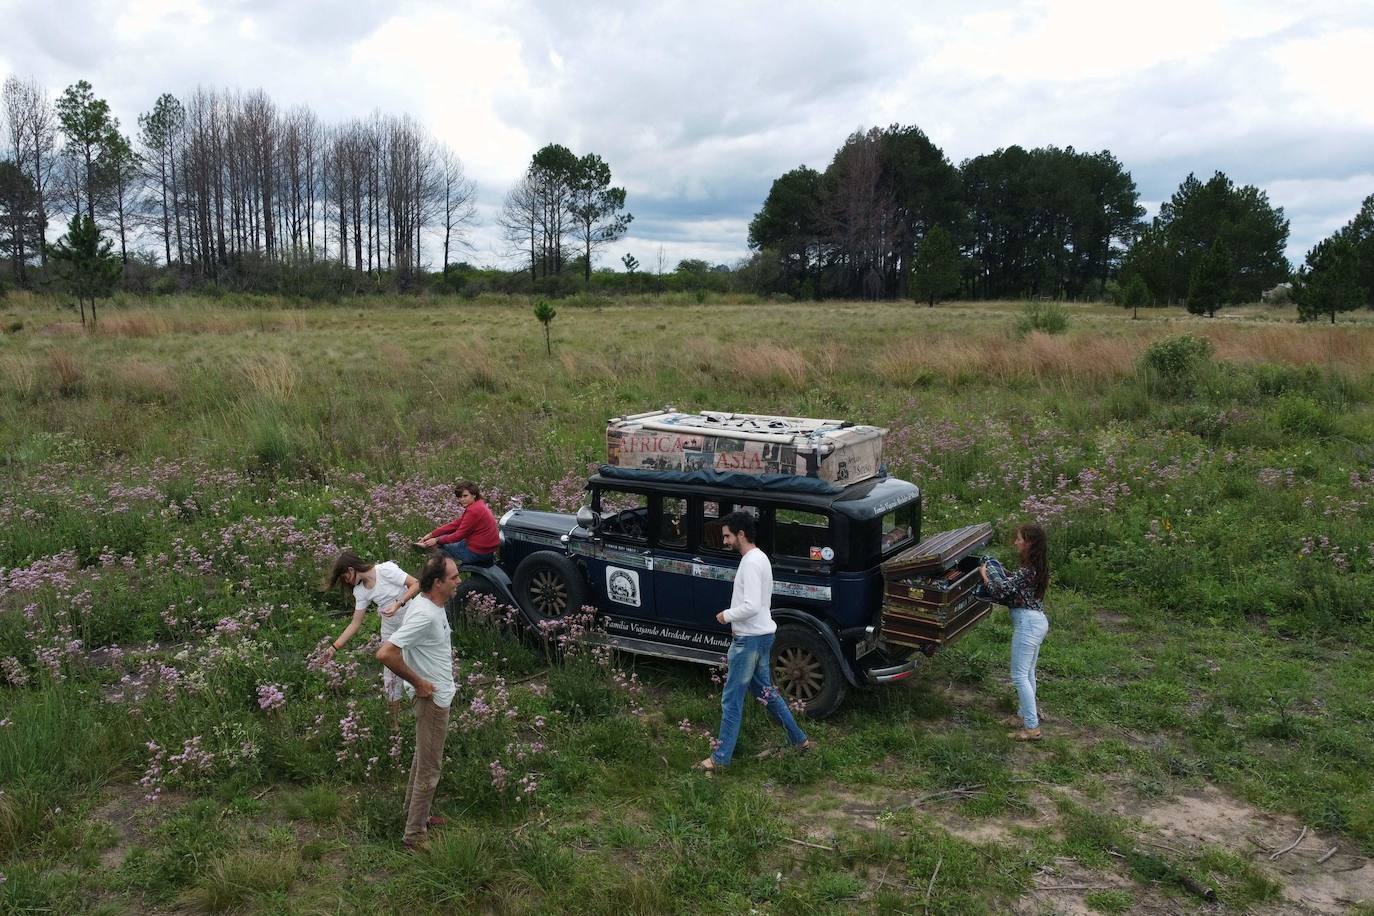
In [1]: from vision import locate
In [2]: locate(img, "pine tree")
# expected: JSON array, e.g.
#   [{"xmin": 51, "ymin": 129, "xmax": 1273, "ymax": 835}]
[
  {"xmin": 48, "ymin": 214, "xmax": 120, "ymax": 326},
  {"xmin": 1186, "ymin": 239, "xmax": 1233, "ymax": 318},
  {"xmin": 1295, "ymin": 236, "xmax": 1363, "ymax": 324},
  {"xmin": 910, "ymin": 225, "xmax": 960, "ymax": 307},
  {"xmin": 1119, "ymin": 272, "xmax": 1152, "ymax": 320}
]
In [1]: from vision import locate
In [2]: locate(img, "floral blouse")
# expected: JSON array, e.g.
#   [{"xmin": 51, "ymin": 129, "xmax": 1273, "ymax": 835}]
[{"xmin": 981, "ymin": 559, "xmax": 1045, "ymax": 613}]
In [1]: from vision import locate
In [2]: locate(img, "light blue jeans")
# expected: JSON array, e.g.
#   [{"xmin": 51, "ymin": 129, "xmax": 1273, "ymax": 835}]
[
  {"xmin": 712, "ymin": 633, "xmax": 808, "ymax": 766},
  {"xmin": 1010, "ymin": 608, "xmax": 1049, "ymax": 730}
]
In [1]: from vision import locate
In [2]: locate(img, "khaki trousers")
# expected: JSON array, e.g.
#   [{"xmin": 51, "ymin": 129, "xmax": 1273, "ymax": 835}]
[{"xmin": 402, "ymin": 695, "xmax": 450, "ymax": 843}]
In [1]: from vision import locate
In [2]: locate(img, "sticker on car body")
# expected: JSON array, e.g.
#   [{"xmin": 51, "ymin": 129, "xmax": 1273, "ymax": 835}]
[{"xmin": 606, "ymin": 567, "xmax": 642, "ymax": 607}]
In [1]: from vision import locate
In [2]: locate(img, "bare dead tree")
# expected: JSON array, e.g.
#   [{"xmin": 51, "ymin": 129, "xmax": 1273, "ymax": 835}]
[
  {"xmin": 436, "ymin": 145, "xmax": 476, "ymax": 273},
  {"xmin": 499, "ymin": 172, "xmax": 541, "ymax": 280}
]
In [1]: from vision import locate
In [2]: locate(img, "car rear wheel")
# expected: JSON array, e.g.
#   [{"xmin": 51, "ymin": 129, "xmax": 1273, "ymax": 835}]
[
  {"xmin": 771, "ymin": 624, "xmax": 847, "ymax": 719},
  {"xmin": 447, "ymin": 576, "xmax": 498, "ymax": 626},
  {"xmin": 512, "ymin": 551, "xmax": 590, "ymax": 624}
]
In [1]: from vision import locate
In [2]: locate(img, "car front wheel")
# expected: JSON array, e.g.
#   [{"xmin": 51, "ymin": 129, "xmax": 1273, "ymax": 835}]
[
  {"xmin": 771, "ymin": 624, "xmax": 847, "ymax": 719},
  {"xmin": 512, "ymin": 551, "xmax": 590, "ymax": 625}
]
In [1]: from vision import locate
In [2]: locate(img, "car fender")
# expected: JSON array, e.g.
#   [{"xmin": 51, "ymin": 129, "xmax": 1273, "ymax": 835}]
[
  {"xmin": 772, "ymin": 607, "xmax": 861, "ymax": 687},
  {"xmin": 462, "ymin": 564, "xmax": 529, "ymax": 623}
]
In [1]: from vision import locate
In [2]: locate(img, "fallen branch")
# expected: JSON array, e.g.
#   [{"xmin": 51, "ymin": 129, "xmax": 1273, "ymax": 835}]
[
  {"xmin": 1179, "ymin": 874, "xmax": 1217, "ymax": 901},
  {"xmin": 1332, "ymin": 860, "xmax": 1369, "ymax": 873},
  {"xmin": 1246, "ymin": 835, "xmax": 1274, "ymax": 852},
  {"xmin": 1035, "ymin": 883, "xmax": 1119, "ymax": 891},
  {"xmin": 784, "ymin": 836, "xmax": 834, "ymax": 852},
  {"xmin": 909, "ymin": 784, "xmax": 986, "ymax": 807},
  {"xmin": 925, "ymin": 856, "xmax": 942, "ymax": 905},
  {"xmin": 1316, "ymin": 846, "xmax": 1338, "ymax": 865},
  {"xmin": 1270, "ymin": 826, "xmax": 1308, "ymax": 861}
]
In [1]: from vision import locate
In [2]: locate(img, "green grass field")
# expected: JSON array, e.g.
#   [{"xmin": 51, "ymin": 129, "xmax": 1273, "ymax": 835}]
[{"xmin": 1, "ymin": 293, "xmax": 1372, "ymax": 914}]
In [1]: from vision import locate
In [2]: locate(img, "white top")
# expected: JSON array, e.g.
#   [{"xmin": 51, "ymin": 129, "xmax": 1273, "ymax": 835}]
[
  {"xmin": 721, "ymin": 547, "xmax": 776, "ymax": 636},
  {"xmin": 354, "ymin": 561, "xmax": 410, "ymax": 639},
  {"xmin": 384, "ymin": 595, "xmax": 457, "ymax": 708}
]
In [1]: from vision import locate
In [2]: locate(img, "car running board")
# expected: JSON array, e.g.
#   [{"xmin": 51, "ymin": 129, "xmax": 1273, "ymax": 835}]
[{"xmin": 584, "ymin": 632, "xmax": 726, "ymax": 667}]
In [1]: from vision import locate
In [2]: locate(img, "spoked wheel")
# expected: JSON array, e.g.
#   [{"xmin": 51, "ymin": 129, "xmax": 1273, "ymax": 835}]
[
  {"xmin": 771, "ymin": 625, "xmax": 847, "ymax": 718},
  {"xmin": 528, "ymin": 568, "xmax": 569, "ymax": 617},
  {"xmin": 512, "ymin": 551, "xmax": 590, "ymax": 625}
]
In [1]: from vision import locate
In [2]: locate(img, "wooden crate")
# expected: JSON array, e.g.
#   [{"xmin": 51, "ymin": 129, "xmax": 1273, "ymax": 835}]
[
  {"xmin": 882, "ymin": 523, "xmax": 994, "ymax": 578},
  {"xmin": 883, "ymin": 563, "xmax": 982, "ymax": 612},
  {"xmin": 881, "ymin": 598, "xmax": 993, "ymax": 650}
]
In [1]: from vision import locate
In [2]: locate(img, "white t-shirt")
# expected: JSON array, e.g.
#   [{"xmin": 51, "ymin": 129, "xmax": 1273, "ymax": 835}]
[
  {"xmin": 721, "ymin": 547, "xmax": 776, "ymax": 636},
  {"xmin": 354, "ymin": 561, "xmax": 411, "ymax": 639},
  {"xmin": 385, "ymin": 594, "xmax": 457, "ymax": 708}
]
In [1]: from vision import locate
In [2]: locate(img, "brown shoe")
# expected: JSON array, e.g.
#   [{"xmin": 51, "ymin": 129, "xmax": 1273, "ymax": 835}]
[
  {"xmin": 402, "ymin": 838, "xmax": 429, "ymax": 852},
  {"xmin": 1008, "ymin": 728, "xmax": 1042, "ymax": 742},
  {"xmin": 426, "ymin": 815, "xmax": 449, "ymax": 828},
  {"xmin": 795, "ymin": 739, "xmax": 816, "ymax": 754}
]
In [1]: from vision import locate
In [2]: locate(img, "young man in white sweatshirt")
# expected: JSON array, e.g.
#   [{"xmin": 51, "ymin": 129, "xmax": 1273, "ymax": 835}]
[{"xmin": 698, "ymin": 510, "xmax": 812, "ymax": 771}]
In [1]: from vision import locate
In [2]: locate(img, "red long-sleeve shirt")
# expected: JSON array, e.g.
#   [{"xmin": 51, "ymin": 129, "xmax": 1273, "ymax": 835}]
[{"xmin": 427, "ymin": 499, "xmax": 500, "ymax": 553}]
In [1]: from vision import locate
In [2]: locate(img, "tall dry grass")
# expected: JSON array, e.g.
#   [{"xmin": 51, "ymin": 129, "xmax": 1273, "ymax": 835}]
[
  {"xmin": 1206, "ymin": 326, "xmax": 1374, "ymax": 373},
  {"xmin": 109, "ymin": 360, "xmax": 179, "ymax": 403},
  {"xmin": 0, "ymin": 354, "xmax": 38, "ymax": 401},
  {"xmin": 31, "ymin": 310, "xmax": 310, "ymax": 338},
  {"xmin": 723, "ymin": 343, "xmax": 809, "ymax": 387},
  {"xmin": 47, "ymin": 350, "xmax": 84, "ymax": 397},
  {"xmin": 241, "ymin": 352, "xmax": 298, "ymax": 400}
]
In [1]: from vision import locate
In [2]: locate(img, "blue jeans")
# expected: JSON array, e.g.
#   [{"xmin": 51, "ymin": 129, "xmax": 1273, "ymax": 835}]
[
  {"xmin": 712, "ymin": 633, "xmax": 807, "ymax": 766},
  {"xmin": 441, "ymin": 540, "xmax": 494, "ymax": 566},
  {"xmin": 1010, "ymin": 608, "xmax": 1049, "ymax": 730}
]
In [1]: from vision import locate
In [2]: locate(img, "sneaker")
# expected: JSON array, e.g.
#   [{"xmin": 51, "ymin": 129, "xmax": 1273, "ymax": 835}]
[
  {"xmin": 795, "ymin": 739, "xmax": 816, "ymax": 754},
  {"xmin": 1008, "ymin": 728, "xmax": 1042, "ymax": 742},
  {"xmin": 401, "ymin": 838, "xmax": 429, "ymax": 852}
]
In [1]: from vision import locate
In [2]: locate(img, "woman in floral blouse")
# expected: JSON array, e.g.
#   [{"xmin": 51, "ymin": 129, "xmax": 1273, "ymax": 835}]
[{"xmin": 980, "ymin": 523, "xmax": 1050, "ymax": 741}]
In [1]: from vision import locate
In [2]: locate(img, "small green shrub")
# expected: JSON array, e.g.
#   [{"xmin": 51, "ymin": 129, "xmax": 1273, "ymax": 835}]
[
  {"xmin": 1273, "ymin": 393, "xmax": 1334, "ymax": 438},
  {"xmin": 1015, "ymin": 300, "xmax": 1069, "ymax": 336},
  {"xmin": 1142, "ymin": 334, "xmax": 1212, "ymax": 377},
  {"xmin": 1085, "ymin": 889, "xmax": 1135, "ymax": 914},
  {"xmin": 1141, "ymin": 334, "xmax": 1214, "ymax": 397}
]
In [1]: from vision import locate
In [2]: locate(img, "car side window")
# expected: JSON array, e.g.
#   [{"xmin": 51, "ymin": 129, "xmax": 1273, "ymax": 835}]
[
  {"xmin": 699, "ymin": 500, "xmax": 760, "ymax": 555},
  {"xmin": 774, "ymin": 508, "xmax": 832, "ymax": 562},
  {"xmin": 597, "ymin": 488, "xmax": 650, "ymax": 543},
  {"xmin": 659, "ymin": 497, "xmax": 687, "ymax": 548},
  {"xmin": 881, "ymin": 506, "xmax": 916, "ymax": 553}
]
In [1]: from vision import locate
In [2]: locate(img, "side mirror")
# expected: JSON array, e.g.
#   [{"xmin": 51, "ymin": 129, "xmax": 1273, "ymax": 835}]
[{"xmin": 576, "ymin": 506, "xmax": 600, "ymax": 531}]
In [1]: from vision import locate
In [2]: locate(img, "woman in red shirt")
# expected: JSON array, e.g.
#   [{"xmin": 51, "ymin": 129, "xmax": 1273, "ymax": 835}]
[{"xmin": 415, "ymin": 480, "xmax": 499, "ymax": 566}]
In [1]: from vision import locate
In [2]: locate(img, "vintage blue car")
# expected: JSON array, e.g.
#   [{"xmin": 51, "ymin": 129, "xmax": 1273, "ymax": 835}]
[{"xmin": 451, "ymin": 467, "xmax": 978, "ymax": 717}]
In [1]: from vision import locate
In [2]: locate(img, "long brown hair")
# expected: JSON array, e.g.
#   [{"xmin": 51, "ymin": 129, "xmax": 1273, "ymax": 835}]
[
  {"xmin": 322, "ymin": 550, "xmax": 373, "ymax": 596},
  {"xmin": 1016, "ymin": 523, "xmax": 1049, "ymax": 601}
]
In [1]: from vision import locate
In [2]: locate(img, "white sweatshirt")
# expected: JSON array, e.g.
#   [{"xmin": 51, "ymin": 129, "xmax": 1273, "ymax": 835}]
[{"xmin": 721, "ymin": 547, "xmax": 777, "ymax": 636}]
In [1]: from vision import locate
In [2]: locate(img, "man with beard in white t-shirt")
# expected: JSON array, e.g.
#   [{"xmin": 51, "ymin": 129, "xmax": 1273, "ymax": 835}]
[{"xmin": 377, "ymin": 553, "xmax": 459, "ymax": 850}]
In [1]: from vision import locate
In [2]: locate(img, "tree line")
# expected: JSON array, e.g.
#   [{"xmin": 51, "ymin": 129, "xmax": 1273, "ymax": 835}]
[
  {"xmin": 0, "ymin": 76, "xmax": 477, "ymax": 294},
  {"xmin": 2, "ymin": 77, "xmax": 1371, "ymax": 319}
]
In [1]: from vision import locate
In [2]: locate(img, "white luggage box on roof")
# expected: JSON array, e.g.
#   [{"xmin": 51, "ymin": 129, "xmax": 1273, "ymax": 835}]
[{"xmin": 606, "ymin": 409, "xmax": 887, "ymax": 486}]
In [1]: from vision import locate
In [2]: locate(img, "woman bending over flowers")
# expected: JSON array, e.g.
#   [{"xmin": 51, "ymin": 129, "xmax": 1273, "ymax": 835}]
[{"xmin": 321, "ymin": 550, "xmax": 420, "ymax": 722}]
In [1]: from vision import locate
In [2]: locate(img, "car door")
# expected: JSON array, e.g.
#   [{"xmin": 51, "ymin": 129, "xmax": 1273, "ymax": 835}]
[
  {"xmin": 686, "ymin": 500, "xmax": 767, "ymax": 634},
  {"xmin": 580, "ymin": 487, "xmax": 656, "ymax": 629},
  {"xmin": 650, "ymin": 494, "xmax": 699, "ymax": 627}
]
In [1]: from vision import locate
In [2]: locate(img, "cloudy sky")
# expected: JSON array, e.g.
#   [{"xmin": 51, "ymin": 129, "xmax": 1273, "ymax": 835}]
[{"xmin": 2, "ymin": 0, "xmax": 1371, "ymax": 270}]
